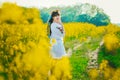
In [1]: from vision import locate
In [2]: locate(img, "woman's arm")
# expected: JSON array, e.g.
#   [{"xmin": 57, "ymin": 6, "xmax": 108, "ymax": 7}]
[
  {"xmin": 56, "ymin": 21, "xmax": 65, "ymax": 36},
  {"xmin": 51, "ymin": 23, "xmax": 65, "ymax": 37}
]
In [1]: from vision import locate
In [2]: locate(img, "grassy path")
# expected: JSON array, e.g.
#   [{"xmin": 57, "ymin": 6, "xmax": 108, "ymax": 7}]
[{"xmin": 65, "ymin": 37, "xmax": 104, "ymax": 79}]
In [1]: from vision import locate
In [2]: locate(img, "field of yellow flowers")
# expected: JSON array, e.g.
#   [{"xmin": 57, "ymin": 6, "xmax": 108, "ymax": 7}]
[{"xmin": 0, "ymin": 2, "xmax": 120, "ymax": 80}]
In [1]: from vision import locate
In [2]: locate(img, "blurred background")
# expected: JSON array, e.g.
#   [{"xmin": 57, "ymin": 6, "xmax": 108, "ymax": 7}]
[{"xmin": 0, "ymin": 0, "xmax": 120, "ymax": 80}]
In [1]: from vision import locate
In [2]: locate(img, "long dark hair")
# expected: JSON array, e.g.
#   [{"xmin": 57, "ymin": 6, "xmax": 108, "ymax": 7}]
[{"xmin": 47, "ymin": 10, "xmax": 60, "ymax": 37}]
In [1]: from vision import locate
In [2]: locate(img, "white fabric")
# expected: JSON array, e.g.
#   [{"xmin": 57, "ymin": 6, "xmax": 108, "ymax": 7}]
[{"xmin": 50, "ymin": 22, "xmax": 67, "ymax": 59}]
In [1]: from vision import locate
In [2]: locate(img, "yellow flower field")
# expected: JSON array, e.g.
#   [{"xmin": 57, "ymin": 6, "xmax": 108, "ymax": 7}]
[{"xmin": 0, "ymin": 2, "xmax": 120, "ymax": 80}]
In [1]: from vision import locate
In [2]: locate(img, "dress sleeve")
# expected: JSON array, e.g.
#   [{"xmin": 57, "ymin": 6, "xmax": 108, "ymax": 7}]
[
  {"xmin": 51, "ymin": 23, "xmax": 65, "ymax": 37},
  {"xmin": 62, "ymin": 25, "xmax": 65, "ymax": 36}
]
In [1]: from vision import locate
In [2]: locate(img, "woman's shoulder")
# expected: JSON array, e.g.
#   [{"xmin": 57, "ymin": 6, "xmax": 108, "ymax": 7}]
[
  {"xmin": 51, "ymin": 22, "xmax": 61, "ymax": 27},
  {"xmin": 51, "ymin": 22, "xmax": 58, "ymax": 25},
  {"xmin": 51, "ymin": 23, "xmax": 56, "ymax": 28},
  {"xmin": 51, "ymin": 22, "xmax": 56, "ymax": 26}
]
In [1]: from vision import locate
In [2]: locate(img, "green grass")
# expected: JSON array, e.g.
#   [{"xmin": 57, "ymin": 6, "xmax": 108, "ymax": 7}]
[
  {"xmin": 70, "ymin": 50, "xmax": 89, "ymax": 80},
  {"xmin": 64, "ymin": 32, "xmax": 120, "ymax": 79},
  {"xmin": 65, "ymin": 36, "xmax": 103, "ymax": 80},
  {"xmin": 98, "ymin": 45, "xmax": 120, "ymax": 68}
]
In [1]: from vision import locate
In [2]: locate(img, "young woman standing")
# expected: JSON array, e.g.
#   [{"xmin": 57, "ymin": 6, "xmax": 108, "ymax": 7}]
[{"xmin": 47, "ymin": 10, "xmax": 67, "ymax": 59}]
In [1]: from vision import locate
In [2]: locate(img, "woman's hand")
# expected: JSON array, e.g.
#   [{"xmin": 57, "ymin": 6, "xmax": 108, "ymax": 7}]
[
  {"xmin": 57, "ymin": 19, "xmax": 65, "ymax": 34},
  {"xmin": 60, "ymin": 27, "xmax": 64, "ymax": 33},
  {"xmin": 56, "ymin": 27, "xmax": 64, "ymax": 33}
]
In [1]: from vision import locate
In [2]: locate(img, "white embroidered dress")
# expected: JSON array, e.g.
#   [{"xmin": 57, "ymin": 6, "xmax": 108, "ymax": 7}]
[{"xmin": 50, "ymin": 22, "xmax": 67, "ymax": 59}]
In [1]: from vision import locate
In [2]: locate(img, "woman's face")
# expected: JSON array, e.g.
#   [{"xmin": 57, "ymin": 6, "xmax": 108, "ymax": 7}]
[{"xmin": 53, "ymin": 15, "xmax": 61, "ymax": 22}]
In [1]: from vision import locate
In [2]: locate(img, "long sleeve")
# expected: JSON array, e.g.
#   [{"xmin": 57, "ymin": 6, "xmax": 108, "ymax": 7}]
[
  {"xmin": 50, "ymin": 23, "xmax": 65, "ymax": 39},
  {"xmin": 62, "ymin": 25, "xmax": 65, "ymax": 36}
]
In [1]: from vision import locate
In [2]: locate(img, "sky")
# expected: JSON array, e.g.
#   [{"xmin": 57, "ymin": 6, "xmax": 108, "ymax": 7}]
[{"xmin": 0, "ymin": 0, "xmax": 120, "ymax": 23}]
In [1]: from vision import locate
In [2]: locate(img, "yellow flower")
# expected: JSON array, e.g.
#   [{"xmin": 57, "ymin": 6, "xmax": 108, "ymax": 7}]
[
  {"xmin": 104, "ymin": 34, "xmax": 119, "ymax": 51},
  {"xmin": 88, "ymin": 68, "xmax": 98, "ymax": 79},
  {"xmin": 51, "ymin": 38, "xmax": 57, "ymax": 44}
]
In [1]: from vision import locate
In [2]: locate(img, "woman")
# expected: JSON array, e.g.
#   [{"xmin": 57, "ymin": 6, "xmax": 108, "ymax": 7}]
[{"xmin": 47, "ymin": 10, "xmax": 67, "ymax": 59}]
